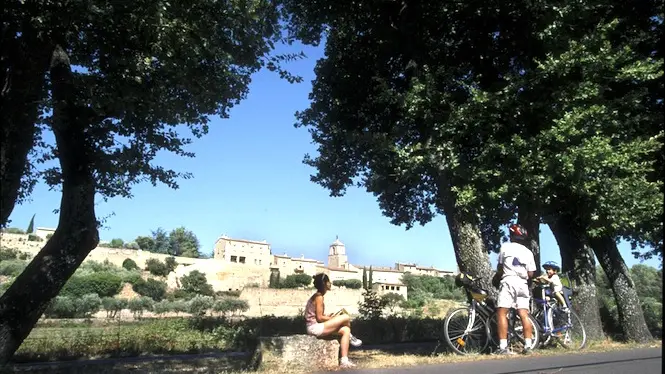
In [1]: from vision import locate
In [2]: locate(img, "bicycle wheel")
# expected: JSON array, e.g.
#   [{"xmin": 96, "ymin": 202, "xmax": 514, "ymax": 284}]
[
  {"xmin": 554, "ymin": 309, "xmax": 587, "ymax": 350},
  {"xmin": 443, "ymin": 307, "xmax": 490, "ymax": 355},
  {"xmin": 487, "ymin": 310, "xmax": 540, "ymax": 351}
]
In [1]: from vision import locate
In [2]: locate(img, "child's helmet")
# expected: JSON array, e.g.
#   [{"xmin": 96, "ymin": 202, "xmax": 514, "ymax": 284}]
[{"xmin": 542, "ymin": 261, "xmax": 561, "ymax": 271}]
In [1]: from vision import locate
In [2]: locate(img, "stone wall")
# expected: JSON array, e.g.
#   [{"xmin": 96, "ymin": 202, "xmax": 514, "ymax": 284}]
[{"xmin": 239, "ymin": 287, "xmax": 364, "ymax": 317}]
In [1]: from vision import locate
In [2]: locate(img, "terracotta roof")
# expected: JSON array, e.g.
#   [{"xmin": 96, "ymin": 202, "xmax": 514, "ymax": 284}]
[{"xmin": 351, "ymin": 264, "xmax": 403, "ymax": 273}]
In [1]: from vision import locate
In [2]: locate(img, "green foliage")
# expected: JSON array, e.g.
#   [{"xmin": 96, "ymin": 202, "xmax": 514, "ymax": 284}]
[
  {"xmin": 180, "ymin": 270, "xmax": 214, "ymax": 296},
  {"xmin": 108, "ymin": 238, "xmax": 125, "ymax": 248},
  {"xmin": 381, "ymin": 293, "xmax": 405, "ymax": 314},
  {"xmin": 45, "ymin": 233, "xmax": 53, "ymax": 241},
  {"xmin": 168, "ymin": 227, "xmax": 201, "ymax": 258},
  {"xmin": 135, "ymin": 236, "xmax": 155, "ymax": 252},
  {"xmin": 151, "ymin": 229, "xmax": 170, "ymax": 254},
  {"xmin": 188, "ymin": 295, "xmax": 214, "ymax": 317},
  {"xmin": 401, "ymin": 274, "xmax": 465, "ymax": 310},
  {"xmin": 368, "ymin": 266, "xmax": 374, "ymax": 289},
  {"xmin": 278, "ymin": 273, "xmax": 312, "ymax": 289},
  {"xmin": 333, "ymin": 279, "xmax": 363, "ymax": 289},
  {"xmin": 83, "ymin": 259, "xmax": 121, "ymax": 273},
  {"xmin": 0, "ymin": 260, "xmax": 28, "ymax": 277},
  {"xmin": 269, "ymin": 270, "xmax": 280, "ymax": 288},
  {"xmin": 101, "ymin": 297, "xmax": 127, "ymax": 319},
  {"xmin": 122, "ymin": 258, "xmax": 139, "ymax": 271},
  {"xmin": 132, "ymin": 278, "xmax": 168, "ymax": 301},
  {"xmin": 60, "ymin": 272, "xmax": 123, "ymax": 298},
  {"xmin": 145, "ymin": 258, "xmax": 170, "ymax": 277},
  {"xmin": 358, "ymin": 289, "xmax": 387, "ymax": 319},
  {"xmin": 362, "ymin": 267, "xmax": 368, "ymax": 289},
  {"xmin": 27, "ymin": 234, "xmax": 42, "ymax": 242},
  {"xmin": 165, "ymin": 257, "xmax": 178, "ymax": 273},
  {"xmin": 127, "ymin": 297, "xmax": 154, "ymax": 319},
  {"xmin": 213, "ymin": 298, "xmax": 250, "ymax": 316},
  {"xmin": 0, "ymin": 247, "xmax": 30, "ymax": 261},
  {"xmin": 44, "ymin": 294, "xmax": 102, "ymax": 319},
  {"xmin": 2, "ymin": 228, "xmax": 25, "ymax": 234},
  {"xmin": 26, "ymin": 214, "xmax": 35, "ymax": 234}
]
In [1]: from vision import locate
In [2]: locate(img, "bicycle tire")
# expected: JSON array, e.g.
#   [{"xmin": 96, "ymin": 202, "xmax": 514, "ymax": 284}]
[
  {"xmin": 443, "ymin": 307, "xmax": 490, "ymax": 355},
  {"xmin": 556, "ymin": 309, "xmax": 587, "ymax": 350},
  {"xmin": 487, "ymin": 310, "xmax": 540, "ymax": 351}
]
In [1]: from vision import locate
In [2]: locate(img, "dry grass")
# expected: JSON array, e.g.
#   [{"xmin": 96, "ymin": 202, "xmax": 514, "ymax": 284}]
[{"xmin": 7, "ymin": 339, "xmax": 661, "ymax": 374}]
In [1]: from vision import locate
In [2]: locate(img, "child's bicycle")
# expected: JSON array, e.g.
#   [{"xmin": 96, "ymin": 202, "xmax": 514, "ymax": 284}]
[
  {"xmin": 443, "ymin": 273, "xmax": 540, "ymax": 355},
  {"xmin": 531, "ymin": 277, "xmax": 587, "ymax": 349}
]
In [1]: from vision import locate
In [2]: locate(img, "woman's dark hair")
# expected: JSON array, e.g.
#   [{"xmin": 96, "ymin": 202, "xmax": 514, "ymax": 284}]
[{"xmin": 313, "ymin": 273, "xmax": 330, "ymax": 293}]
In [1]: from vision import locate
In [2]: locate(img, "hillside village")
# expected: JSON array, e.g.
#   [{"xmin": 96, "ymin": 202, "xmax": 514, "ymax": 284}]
[{"xmin": 1, "ymin": 228, "xmax": 456, "ymax": 305}]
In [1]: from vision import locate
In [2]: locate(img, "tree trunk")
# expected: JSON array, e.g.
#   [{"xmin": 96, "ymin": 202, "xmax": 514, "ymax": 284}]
[
  {"xmin": 442, "ymin": 202, "xmax": 494, "ymax": 294},
  {"xmin": 0, "ymin": 27, "xmax": 50, "ymax": 226},
  {"xmin": 518, "ymin": 205, "xmax": 541, "ymax": 276},
  {"xmin": 549, "ymin": 218, "xmax": 605, "ymax": 341},
  {"xmin": 589, "ymin": 235, "xmax": 653, "ymax": 343},
  {"xmin": 0, "ymin": 45, "xmax": 99, "ymax": 365}
]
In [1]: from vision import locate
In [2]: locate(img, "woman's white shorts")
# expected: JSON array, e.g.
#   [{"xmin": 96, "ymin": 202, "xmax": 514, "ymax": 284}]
[{"xmin": 306, "ymin": 323, "xmax": 324, "ymax": 337}]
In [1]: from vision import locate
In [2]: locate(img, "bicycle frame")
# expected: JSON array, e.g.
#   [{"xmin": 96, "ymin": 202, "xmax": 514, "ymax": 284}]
[{"xmin": 532, "ymin": 286, "xmax": 571, "ymax": 336}]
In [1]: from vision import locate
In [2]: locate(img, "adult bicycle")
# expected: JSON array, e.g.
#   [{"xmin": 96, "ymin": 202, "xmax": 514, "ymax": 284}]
[
  {"xmin": 443, "ymin": 274, "xmax": 539, "ymax": 355},
  {"xmin": 530, "ymin": 277, "xmax": 587, "ymax": 349}
]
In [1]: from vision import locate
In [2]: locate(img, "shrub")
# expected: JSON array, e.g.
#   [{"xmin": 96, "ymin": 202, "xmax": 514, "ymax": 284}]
[
  {"xmin": 171, "ymin": 300, "xmax": 190, "ymax": 315},
  {"xmin": 124, "ymin": 242, "xmax": 140, "ymax": 250},
  {"xmin": 333, "ymin": 279, "xmax": 362, "ymax": 289},
  {"xmin": 188, "ymin": 295, "xmax": 214, "ymax": 316},
  {"xmin": 180, "ymin": 270, "xmax": 214, "ymax": 296},
  {"xmin": 0, "ymin": 247, "xmax": 30, "ymax": 261},
  {"xmin": 153, "ymin": 300, "xmax": 173, "ymax": 315},
  {"xmin": 83, "ymin": 259, "xmax": 120, "ymax": 273},
  {"xmin": 108, "ymin": 238, "xmax": 125, "ymax": 248},
  {"xmin": 132, "ymin": 278, "xmax": 168, "ymax": 301},
  {"xmin": 0, "ymin": 278, "xmax": 14, "ymax": 295},
  {"xmin": 165, "ymin": 257, "xmax": 178, "ymax": 273},
  {"xmin": 122, "ymin": 258, "xmax": 139, "ymax": 271},
  {"xmin": 167, "ymin": 288, "xmax": 194, "ymax": 301},
  {"xmin": 60, "ymin": 272, "xmax": 123, "ymax": 298},
  {"xmin": 358, "ymin": 289, "xmax": 387, "ymax": 319},
  {"xmin": 102, "ymin": 297, "xmax": 127, "ymax": 319},
  {"xmin": 78, "ymin": 294, "xmax": 103, "ymax": 318},
  {"xmin": 279, "ymin": 273, "xmax": 312, "ymax": 289},
  {"xmin": 128, "ymin": 296, "xmax": 154, "ymax": 319},
  {"xmin": 215, "ymin": 290, "xmax": 241, "ymax": 298},
  {"xmin": 0, "ymin": 260, "xmax": 28, "ymax": 277},
  {"xmin": 27, "ymin": 234, "xmax": 43, "ymax": 242},
  {"xmin": 45, "ymin": 233, "xmax": 54, "ymax": 240},
  {"xmin": 44, "ymin": 294, "xmax": 101, "ymax": 319},
  {"xmin": 2, "ymin": 227, "xmax": 25, "ymax": 234},
  {"xmin": 145, "ymin": 258, "xmax": 169, "ymax": 277},
  {"xmin": 213, "ymin": 298, "xmax": 250, "ymax": 316}
]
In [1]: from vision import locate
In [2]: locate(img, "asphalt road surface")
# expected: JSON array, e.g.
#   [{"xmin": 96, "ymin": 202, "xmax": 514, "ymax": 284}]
[{"xmin": 339, "ymin": 347, "xmax": 662, "ymax": 374}]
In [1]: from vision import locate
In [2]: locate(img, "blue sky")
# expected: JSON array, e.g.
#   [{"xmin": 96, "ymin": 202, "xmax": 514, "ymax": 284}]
[{"xmin": 6, "ymin": 42, "xmax": 661, "ymax": 272}]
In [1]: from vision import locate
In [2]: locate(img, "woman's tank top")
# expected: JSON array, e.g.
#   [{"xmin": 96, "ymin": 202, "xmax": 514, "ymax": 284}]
[{"xmin": 305, "ymin": 294, "xmax": 323, "ymax": 326}]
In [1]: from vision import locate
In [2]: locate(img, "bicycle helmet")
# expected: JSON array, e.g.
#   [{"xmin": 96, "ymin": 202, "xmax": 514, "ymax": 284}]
[
  {"xmin": 508, "ymin": 223, "xmax": 528, "ymax": 242},
  {"xmin": 542, "ymin": 261, "xmax": 561, "ymax": 272}
]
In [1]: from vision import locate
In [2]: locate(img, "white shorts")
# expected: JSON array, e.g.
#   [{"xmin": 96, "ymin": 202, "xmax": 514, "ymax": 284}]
[
  {"xmin": 497, "ymin": 277, "xmax": 530, "ymax": 310},
  {"xmin": 306, "ymin": 323, "xmax": 324, "ymax": 337}
]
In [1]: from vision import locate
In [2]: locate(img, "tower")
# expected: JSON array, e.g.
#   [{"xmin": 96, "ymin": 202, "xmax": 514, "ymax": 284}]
[{"xmin": 328, "ymin": 236, "xmax": 349, "ymax": 269}]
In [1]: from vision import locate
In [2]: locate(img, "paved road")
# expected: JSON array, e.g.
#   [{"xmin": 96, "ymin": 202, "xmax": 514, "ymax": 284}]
[{"xmin": 340, "ymin": 348, "xmax": 662, "ymax": 374}]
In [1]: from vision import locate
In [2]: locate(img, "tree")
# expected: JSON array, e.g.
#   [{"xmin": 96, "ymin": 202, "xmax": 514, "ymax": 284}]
[
  {"xmin": 168, "ymin": 227, "xmax": 200, "ymax": 257},
  {"xmin": 164, "ymin": 257, "xmax": 178, "ymax": 273},
  {"xmin": 362, "ymin": 267, "xmax": 367, "ymax": 290},
  {"xmin": 25, "ymin": 214, "xmax": 35, "ymax": 234},
  {"xmin": 108, "ymin": 238, "xmax": 125, "ymax": 249},
  {"xmin": 151, "ymin": 228, "xmax": 170, "ymax": 254},
  {"xmin": 1, "ymin": 0, "xmax": 299, "ymax": 361},
  {"xmin": 135, "ymin": 236, "xmax": 155, "ymax": 252},
  {"xmin": 380, "ymin": 292, "xmax": 405, "ymax": 315},
  {"xmin": 180, "ymin": 270, "xmax": 214, "ymax": 296},
  {"xmin": 368, "ymin": 266, "xmax": 373, "ymax": 290},
  {"xmin": 145, "ymin": 258, "xmax": 170, "ymax": 277}
]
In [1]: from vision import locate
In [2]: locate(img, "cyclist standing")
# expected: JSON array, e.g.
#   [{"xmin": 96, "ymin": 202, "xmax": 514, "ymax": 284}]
[{"xmin": 492, "ymin": 223, "xmax": 537, "ymax": 355}]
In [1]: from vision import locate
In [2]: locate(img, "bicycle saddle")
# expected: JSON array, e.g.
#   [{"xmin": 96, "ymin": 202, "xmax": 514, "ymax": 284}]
[{"xmin": 470, "ymin": 287, "xmax": 489, "ymax": 301}]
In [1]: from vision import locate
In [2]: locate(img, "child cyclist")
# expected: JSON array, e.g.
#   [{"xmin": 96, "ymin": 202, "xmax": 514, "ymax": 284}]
[
  {"xmin": 304, "ymin": 273, "xmax": 362, "ymax": 368},
  {"xmin": 537, "ymin": 261, "xmax": 569, "ymax": 313}
]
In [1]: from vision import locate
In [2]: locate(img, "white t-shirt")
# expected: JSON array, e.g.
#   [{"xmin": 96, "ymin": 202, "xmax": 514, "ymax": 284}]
[
  {"xmin": 498, "ymin": 242, "xmax": 536, "ymax": 281},
  {"xmin": 548, "ymin": 273, "xmax": 563, "ymax": 293}
]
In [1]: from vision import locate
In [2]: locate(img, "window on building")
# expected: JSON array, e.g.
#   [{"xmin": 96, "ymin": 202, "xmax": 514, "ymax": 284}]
[
  {"xmin": 397, "ymin": 286, "xmax": 401, "ymax": 291},
  {"xmin": 239, "ymin": 256, "xmax": 246, "ymax": 264},
  {"xmin": 230, "ymin": 256, "xmax": 237, "ymax": 262},
  {"xmin": 391, "ymin": 286, "xmax": 395, "ymax": 290},
  {"xmin": 259, "ymin": 260, "xmax": 262, "ymax": 265}
]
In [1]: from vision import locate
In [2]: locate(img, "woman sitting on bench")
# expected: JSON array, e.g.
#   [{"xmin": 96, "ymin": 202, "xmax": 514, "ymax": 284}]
[{"xmin": 304, "ymin": 273, "xmax": 362, "ymax": 368}]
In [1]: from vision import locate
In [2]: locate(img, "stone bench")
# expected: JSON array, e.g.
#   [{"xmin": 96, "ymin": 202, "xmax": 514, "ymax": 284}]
[{"xmin": 250, "ymin": 335, "xmax": 340, "ymax": 371}]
